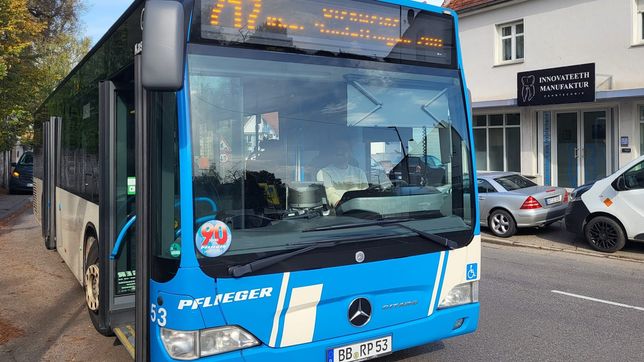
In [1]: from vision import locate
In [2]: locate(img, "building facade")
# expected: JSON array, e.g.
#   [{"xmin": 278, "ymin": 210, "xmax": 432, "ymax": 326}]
[{"xmin": 445, "ymin": 0, "xmax": 644, "ymax": 188}]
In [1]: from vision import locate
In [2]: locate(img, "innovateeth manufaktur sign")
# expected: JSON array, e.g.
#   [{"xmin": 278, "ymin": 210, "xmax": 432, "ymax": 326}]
[{"xmin": 517, "ymin": 63, "xmax": 595, "ymax": 106}]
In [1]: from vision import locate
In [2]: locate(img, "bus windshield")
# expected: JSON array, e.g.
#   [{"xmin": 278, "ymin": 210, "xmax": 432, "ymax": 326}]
[{"xmin": 188, "ymin": 46, "xmax": 473, "ymax": 271}]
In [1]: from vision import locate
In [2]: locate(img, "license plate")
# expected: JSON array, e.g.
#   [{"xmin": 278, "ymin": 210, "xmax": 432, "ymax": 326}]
[
  {"xmin": 546, "ymin": 195, "xmax": 562, "ymax": 205},
  {"xmin": 328, "ymin": 336, "xmax": 392, "ymax": 362},
  {"xmin": 27, "ymin": 183, "xmax": 33, "ymax": 187}
]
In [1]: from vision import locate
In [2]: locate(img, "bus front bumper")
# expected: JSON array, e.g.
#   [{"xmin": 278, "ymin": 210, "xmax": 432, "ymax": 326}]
[{"xmin": 152, "ymin": 303, "xmax": 479, "ymax": 361}]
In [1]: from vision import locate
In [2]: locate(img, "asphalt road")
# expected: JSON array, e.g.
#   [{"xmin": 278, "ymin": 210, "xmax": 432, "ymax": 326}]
[
  {"xmin": 382, "ymin": 243, "xmax": 644, "ymax": 362},
  {"xmin": 1, "ymin": 209, "xmax": 643, "ymax": 361}
]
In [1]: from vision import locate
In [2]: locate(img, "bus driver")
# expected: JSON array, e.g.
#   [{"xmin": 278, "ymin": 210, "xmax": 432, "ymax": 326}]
[{"xmin": 316, "ymin": 140, "xmax": 368, "ymax": 208}]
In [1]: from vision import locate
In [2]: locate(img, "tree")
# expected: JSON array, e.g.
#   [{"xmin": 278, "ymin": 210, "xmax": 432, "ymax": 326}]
[
  {"xmin": 0, "ymin": 0, "xmax": 43, "ymax": 80},
  {"xmin": 0, "ymin": 0, "xmax": 89, "ymax": 152},
  {"xmin": 28, "ymin": 0, "xmax": 83, "ymax": 38}
]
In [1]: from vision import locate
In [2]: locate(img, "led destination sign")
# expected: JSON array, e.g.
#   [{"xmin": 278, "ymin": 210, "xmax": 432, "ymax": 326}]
[{"xmin": 200, "ymin": 0, "xmax": 455, "ymax": 65}]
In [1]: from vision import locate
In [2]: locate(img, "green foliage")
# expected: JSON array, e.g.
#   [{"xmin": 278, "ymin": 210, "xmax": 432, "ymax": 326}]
[
  {"xmin": 0, "ymin": 0, "xmax": 43, "ymax": 79},
  {"xmin": 0, "ymin": 0, "xmax": 89, "ymax": 152},
  {"xmin": 0, "ymin": 109, "xmax": 32, "ymax": 151}
]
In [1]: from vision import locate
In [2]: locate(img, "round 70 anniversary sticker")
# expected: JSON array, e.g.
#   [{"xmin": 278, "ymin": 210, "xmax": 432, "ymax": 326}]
[{"xmin": 195, "ymin": 220, "xmax": 232, "ymax": 258}]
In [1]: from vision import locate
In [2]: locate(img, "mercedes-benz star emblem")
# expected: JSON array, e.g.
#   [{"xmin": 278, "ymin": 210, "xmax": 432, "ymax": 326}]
[
  {"xmin": 355, "ymin": 251, "xmax": 365, "ymax": 263},
  {"xmin": 348, "ymin": 298, "xmax": 372, "ymax": 327}
]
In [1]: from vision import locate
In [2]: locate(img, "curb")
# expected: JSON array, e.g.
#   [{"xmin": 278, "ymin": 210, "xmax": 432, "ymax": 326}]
[{"xmin": 481, "ymin": 236, "xmax": 644, "ymax": 264}]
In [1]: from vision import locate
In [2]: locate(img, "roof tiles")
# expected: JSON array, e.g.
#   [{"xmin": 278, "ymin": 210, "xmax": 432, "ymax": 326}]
[{"xmin": 442, "ymin": 0, "xmax": 501, "ymax": 12}]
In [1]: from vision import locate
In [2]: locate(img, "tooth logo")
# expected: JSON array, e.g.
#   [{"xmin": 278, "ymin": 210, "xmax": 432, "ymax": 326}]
[{"xmin": 521, "ymin": 75, "xmax": 536, "ymax": 102}]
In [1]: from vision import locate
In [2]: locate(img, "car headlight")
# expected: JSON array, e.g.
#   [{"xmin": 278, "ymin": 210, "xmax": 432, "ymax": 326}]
[
  {"xmin": 438, "ymin": 281, "xmax": 479, "ymax": 309},
  {"xmin": 161, "ymin": 326, "xmax": 259, "ymax": 360}
]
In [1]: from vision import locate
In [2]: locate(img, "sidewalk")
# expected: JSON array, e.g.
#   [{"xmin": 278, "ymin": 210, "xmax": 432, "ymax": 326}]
[
  {"xmin": 0, "ymin": 189, "xmax": 31, "ymax": 224},
  {"xmin": 481, "ymin": 220, "xmax": 644, "ymax": 263}
]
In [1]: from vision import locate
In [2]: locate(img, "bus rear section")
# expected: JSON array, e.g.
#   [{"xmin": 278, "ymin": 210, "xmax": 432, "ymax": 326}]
[
  {"xmin": 32, "ymin": 3, "xmax": 143, "ymax": 338},
  {"xmin": 144, "ymin": 0, "xmax": 481, "ymax": 360}
]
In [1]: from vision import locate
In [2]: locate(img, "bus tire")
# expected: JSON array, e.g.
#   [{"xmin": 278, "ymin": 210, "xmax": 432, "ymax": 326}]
[
  {"xmin": 84, "ymin": 237, "xmax": 112, "ymax": 336},
  {"xmin": 584, "ymin": 216, "xmax": 626, "ymax": 253}
]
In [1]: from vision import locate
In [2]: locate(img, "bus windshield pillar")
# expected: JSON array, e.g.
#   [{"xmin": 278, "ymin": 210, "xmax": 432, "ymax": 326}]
[{"xmin": 134, "ymin": 53, "xmax": 150, "ymax": 362}]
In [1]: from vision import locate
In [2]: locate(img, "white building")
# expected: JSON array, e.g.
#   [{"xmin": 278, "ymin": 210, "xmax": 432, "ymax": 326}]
[{"xmin": 444, "ymin": 0, "xmax": 644, "ymax": 188}]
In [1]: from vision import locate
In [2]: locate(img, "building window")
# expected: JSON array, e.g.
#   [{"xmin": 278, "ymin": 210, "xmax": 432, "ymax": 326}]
[
  {"xmin": 497, "ymin": 20, "xmax": 524, "ymax": 63},
  {"xmin": 637, "ymin": 1, "xmax": 644, "ymax": 42},
  {"xmin": 474, "ymin": 113, "xmax": 521, "ymax": 172}
]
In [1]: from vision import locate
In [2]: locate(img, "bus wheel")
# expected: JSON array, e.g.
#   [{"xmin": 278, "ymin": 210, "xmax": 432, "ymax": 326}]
[
  {"xmin": 584, "ymin": 216, "xmax": 626, "ymax": 253},
  {"xmin": 84, "ymin": 237, "xmax": 112, "ymax": 336}
]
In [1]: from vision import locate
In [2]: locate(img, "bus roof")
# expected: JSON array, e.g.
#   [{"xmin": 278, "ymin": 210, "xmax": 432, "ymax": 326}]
[{"xmin": 37, "ymin": 0, "xmax": 148, "ymax": 111}]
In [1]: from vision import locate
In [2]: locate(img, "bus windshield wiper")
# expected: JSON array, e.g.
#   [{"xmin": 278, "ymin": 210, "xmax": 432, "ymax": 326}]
[
  {"xmin": 390, "ymin": 223, "xmax": 458, "ymax": 250},
  {"xmin": 303, "ymin": 218, "xmax": 457, "ymax": 250},
  {"xmin": 228, "ymin": 235, "xmax": 385, "ymax": 278}
]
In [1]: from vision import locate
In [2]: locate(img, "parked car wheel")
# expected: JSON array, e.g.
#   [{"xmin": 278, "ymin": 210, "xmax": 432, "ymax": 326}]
[
  {"xmin": 584, "ymin": 216, "xmax": 626, "ymax": 253},
  {"xmin": 489, "ymin": 209, "xmax": 517, "ymax": 238}
]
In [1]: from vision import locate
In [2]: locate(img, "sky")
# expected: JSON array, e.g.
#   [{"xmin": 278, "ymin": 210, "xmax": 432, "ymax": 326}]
[
  {"xmin": 80, "ymin": 0, "xmax": 444, "ymax": 44},
  {"xmin": 82, "ymin": 0, "xmax": 134, "ymax": 44}
]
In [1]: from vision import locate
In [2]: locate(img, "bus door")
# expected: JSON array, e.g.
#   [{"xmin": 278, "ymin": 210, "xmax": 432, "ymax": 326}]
[
  {"xmin": 42, "ymin": 117, "xmax": 60, "ymax": 250},
  {"xmin": 99, "ymin": 66, "xmax": 137, "ymax": 344}
]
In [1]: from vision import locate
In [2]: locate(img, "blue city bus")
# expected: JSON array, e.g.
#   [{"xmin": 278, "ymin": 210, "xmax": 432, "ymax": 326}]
[{"xmin": 33, "ymin": 0, "xmax": 480, "ymax": 360}]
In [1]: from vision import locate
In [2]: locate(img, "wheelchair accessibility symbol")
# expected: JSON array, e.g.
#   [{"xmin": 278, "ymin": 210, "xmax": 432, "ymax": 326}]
[{"xmin": 466, "ymin": 263, "xmax": 478, "ymax": 281}]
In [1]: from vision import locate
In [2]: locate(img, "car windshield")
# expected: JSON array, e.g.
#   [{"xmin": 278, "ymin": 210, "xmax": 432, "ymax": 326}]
[
  {"xmin": 20, "ymin": 153, "xmax": 33, "ymax": 165},
  {"xmin": 495, "ymin": 175, "xmax": 537, "ymax": 191},
  {"xmin": 188, "ymin": 47, "xmax": 474, "ymax": 261}
]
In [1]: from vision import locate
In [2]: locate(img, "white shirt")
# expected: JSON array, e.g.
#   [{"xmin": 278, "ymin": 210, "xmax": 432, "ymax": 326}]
[{"xmin": 316, "ymin": 164, "xmax": 368, "ymax": 207}]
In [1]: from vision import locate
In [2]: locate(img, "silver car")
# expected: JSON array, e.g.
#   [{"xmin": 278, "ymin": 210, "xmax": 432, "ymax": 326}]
[{"xmin": 478, "ymin": 172, "xmax": 569, "ymax": 237}]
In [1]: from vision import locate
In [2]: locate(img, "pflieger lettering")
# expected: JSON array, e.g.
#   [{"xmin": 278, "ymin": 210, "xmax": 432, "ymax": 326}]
[{"xmin": 177, "ymin": 287, "xmax": 273, "ymax": 310}]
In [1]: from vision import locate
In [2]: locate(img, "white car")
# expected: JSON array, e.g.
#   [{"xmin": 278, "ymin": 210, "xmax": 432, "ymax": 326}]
[{"xmin": 565, "ymin": 155, "xmax": 644, "ymax": 252}]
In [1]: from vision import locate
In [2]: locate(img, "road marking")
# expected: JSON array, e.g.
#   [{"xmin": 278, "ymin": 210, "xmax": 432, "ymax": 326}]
[{"xmin": 551, "ymin": 290, "xmax": 644, "ymax": 312}]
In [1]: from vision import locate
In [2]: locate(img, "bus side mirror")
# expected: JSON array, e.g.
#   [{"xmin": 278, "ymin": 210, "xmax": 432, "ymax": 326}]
[
  {"xmin": 11, "ymin": 162, "xmax": 17, "ymax": 167},
  {"xmin": 142, "ymin": 0, "xmax": 185, "ymax": 91}
]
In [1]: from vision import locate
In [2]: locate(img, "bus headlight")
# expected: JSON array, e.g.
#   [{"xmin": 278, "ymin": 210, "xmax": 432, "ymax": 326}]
[
  {"xmin": 161, "ymin": 326, "xmax": 259, "ymax": 360},
  {"xmin": 438, "ymin": 281, "xmax": 479, "ymax": 309},
  {"xmin": 200, "ymin": 326, "xmax": 259, "ymax": 357},
  {"xmin": 161, "ymin": 328, "xmax": 198, "ymax": 360}
]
